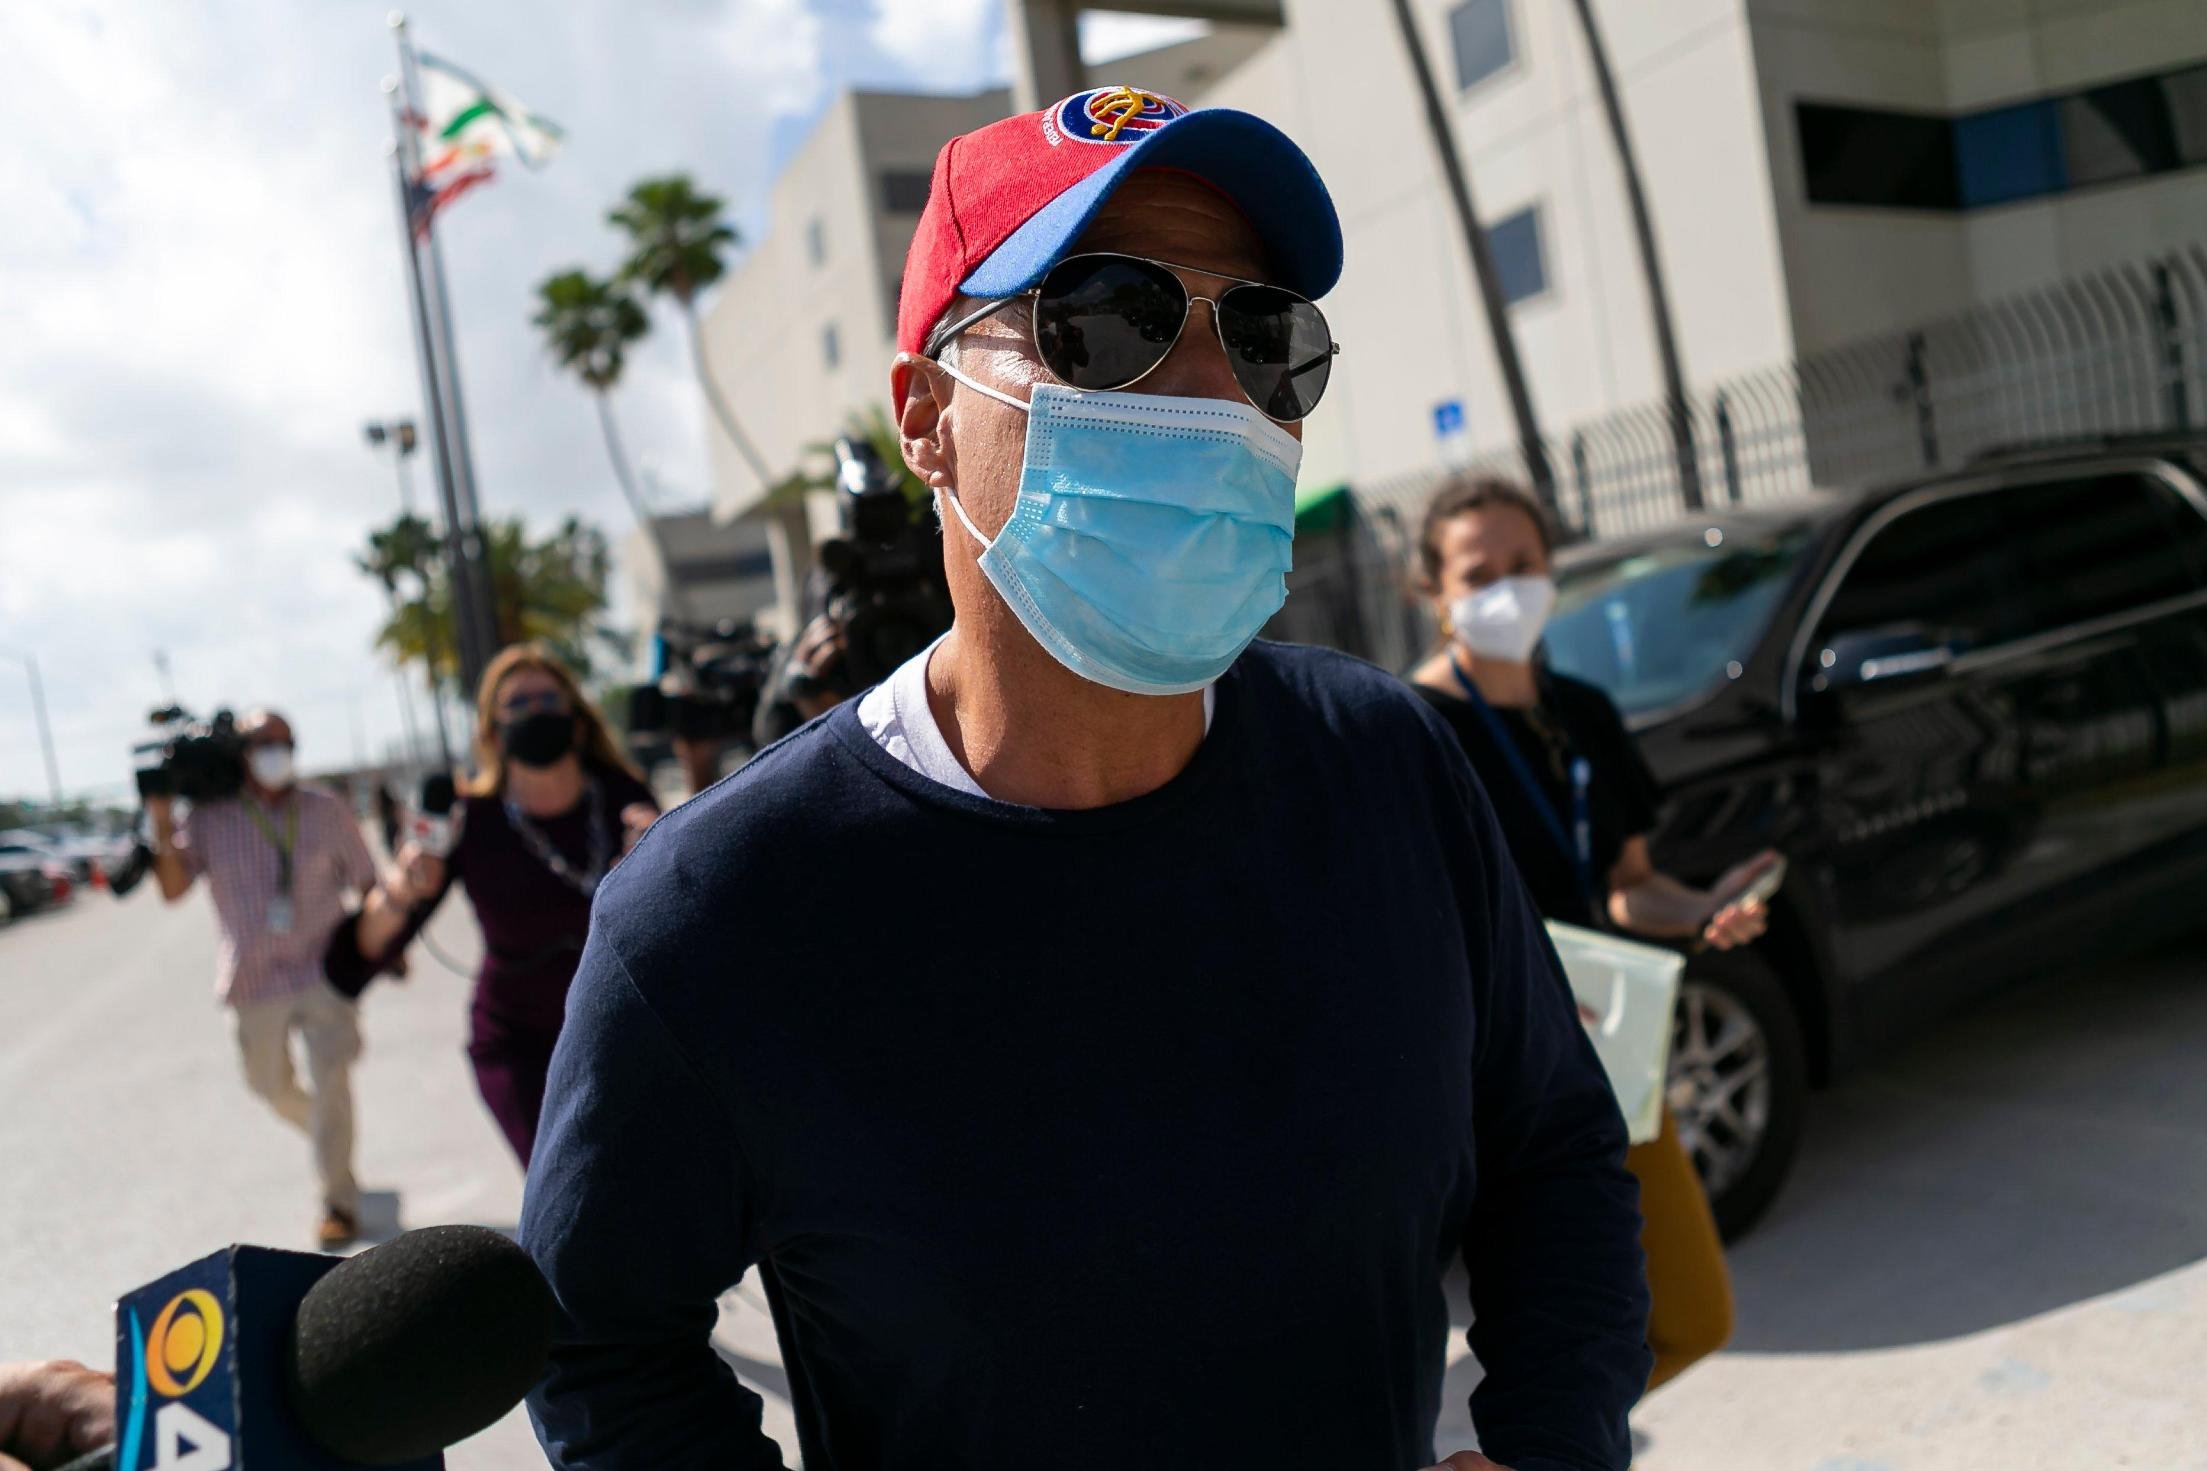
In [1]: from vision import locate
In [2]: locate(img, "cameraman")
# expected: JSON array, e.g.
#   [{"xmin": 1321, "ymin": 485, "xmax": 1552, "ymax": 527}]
[
  {"xmin": 749, "ymin": 611, "xmax": 852, "ymax": 752},
  {"xmin": 147, "ymin": 709, "xmax": 424, "ymax": 1248}
]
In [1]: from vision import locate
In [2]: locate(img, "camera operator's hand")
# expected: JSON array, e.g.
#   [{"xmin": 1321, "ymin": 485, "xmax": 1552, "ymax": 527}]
[
  {"xmin": 791, "ymin": 615, "xmax": 849, "ymax": 720},
  {"xmin": 0, "ymin": 1359, "xmax": 114, "ymax": 1470},
  {"xmin": 144, "ymin": 795, "xmax": 175, "ymax": 830},
  {"xmin": 619, "ymin": 803, "xmax": 657, "ymax": 858}
]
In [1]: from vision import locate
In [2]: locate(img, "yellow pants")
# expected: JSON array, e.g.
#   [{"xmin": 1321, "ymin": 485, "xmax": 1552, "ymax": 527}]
[{"xmin": 1628, "ymin": 1106, "xmax": 1734, "ymax": 1392}]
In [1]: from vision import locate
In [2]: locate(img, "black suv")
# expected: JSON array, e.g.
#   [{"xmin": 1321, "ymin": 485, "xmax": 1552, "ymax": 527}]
[{"xmin": 1544, "ymin": 435, "xmax": 2207, "ymax": 1237}]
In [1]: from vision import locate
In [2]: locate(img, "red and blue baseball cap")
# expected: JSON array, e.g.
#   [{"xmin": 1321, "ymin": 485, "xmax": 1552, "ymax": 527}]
[{"xmin": 895, "ymin": 84, "xmax": 1344, "ymax": 356}]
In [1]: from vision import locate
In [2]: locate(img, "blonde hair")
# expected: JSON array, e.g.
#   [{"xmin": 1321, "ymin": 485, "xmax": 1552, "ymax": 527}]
[{"xmin": 467, "ymin": 643, "xmax": 642, "ymax": 798}]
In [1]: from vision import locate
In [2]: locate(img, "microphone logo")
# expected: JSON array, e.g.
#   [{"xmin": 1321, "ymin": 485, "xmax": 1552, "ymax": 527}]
[{"xmin": 145, "ymin": 1290, "xmax": 225, "ymax": 1397}]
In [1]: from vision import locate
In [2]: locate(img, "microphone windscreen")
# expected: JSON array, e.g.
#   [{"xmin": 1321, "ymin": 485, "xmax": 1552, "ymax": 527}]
[
  {"xmin": 419, "ymin": 772, "xmax": 457, "ymax": 817},
  {"xmin": 287, "ymin": 1225, "xmax": 554, "ymax": 1465}
]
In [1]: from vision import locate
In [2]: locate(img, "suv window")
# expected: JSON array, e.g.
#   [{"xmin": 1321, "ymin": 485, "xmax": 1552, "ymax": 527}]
[
  {"xmin": 1815, "ymin": 491, "xmax": 2030, "ymax": 657},
  {"xmin": 1994, "ymin": 472, "xmax": 2207, "ymax": 634}
]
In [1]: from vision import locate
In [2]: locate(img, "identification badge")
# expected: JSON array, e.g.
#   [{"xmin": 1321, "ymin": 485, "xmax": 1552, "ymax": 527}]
[{"xmin": 266, "ymin": 896, "xmax": 294, "ymax": 935}]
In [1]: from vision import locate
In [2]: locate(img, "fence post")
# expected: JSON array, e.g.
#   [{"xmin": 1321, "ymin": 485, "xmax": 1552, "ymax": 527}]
[
  {"xmin": 1570, "ymin": 431, "xmax": 1593, "ymax": 536},
  {"xmin": 1905, "ymin": 331, "xmax": 1940, "ymax": 467},
  {"xmin": 2157, "ymin": 261, "xmax": 2191, "ymax": 430},
  {"xmin": 1714, "ymin": 391, "xmax": 1742, "ymax": 505}
]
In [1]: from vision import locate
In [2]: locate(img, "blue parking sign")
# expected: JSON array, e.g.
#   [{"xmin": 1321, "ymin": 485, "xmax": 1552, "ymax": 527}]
[{"xmin": 1433, "ymin": 399, "xmax": 1465, "ymax": 439}]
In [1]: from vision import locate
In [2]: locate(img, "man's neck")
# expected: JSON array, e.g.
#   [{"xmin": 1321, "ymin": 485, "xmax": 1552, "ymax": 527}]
[
  {"xmin": 926, "ymin": 617, "xmax": 1205, "ymax": 810},
  {"xmin": 246, "ymin": 781, "xmax": 292, "ymax": 806},
  {"xmin": 506, "ymin": 757, "xmax": 587, "ymax": 816}
]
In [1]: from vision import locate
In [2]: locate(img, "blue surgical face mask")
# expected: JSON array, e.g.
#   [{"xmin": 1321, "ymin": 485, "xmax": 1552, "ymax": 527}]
[{"xmin": 935, "ymin": 363, "xmax": 1301, "ymax": 696}]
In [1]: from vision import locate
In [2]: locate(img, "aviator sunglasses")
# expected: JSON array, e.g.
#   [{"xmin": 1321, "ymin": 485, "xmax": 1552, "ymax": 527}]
[{"xmin": 925, "ymin": 251, "xmax": 1340, "ymax": 423}]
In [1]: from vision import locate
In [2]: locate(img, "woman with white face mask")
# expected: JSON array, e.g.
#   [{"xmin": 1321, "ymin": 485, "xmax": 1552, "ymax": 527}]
[{"xmin": 1409, "ymin": 475, "xmax": 1778, "ymax": 1394}]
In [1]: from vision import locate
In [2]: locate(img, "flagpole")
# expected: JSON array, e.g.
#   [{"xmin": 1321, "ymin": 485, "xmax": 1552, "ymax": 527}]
[
  {"xmin": 383, "ymin": 89, "xmax": 488, "ymax": 717},
  {"xmin": 391, "ymin": 10, "xmax": 502, "ymax": 683}
]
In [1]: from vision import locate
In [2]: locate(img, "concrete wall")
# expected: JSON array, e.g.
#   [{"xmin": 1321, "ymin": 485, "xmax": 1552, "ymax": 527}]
[
  {"xmin": 1747, "ymin": 0, "xmax": 2207, "ymax": 354},
  {"xmin": 1187, "ymin": 0, "xmax": 1790, "ymax": 485}
]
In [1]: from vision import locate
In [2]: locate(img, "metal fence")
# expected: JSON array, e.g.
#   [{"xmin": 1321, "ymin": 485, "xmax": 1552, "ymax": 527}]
[
  {"xmin": 1274, "ymin": 247, "xmax": 2207, "ymax": 669},
  {"xmin": 1355, "ymin": 245, "xmax": 2207, "ymax": 543}
]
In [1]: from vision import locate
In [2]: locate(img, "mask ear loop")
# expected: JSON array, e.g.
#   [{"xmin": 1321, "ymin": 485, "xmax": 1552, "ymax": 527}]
[{"xmin": 930, "ymin": 357, "xmax": 1037, "ymax": 553}]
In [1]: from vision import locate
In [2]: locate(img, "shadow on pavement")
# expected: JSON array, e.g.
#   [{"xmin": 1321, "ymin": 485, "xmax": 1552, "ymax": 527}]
[{"xmin": 1724, "ymin": 938, "xmax": 2207, "ymax": 1352}]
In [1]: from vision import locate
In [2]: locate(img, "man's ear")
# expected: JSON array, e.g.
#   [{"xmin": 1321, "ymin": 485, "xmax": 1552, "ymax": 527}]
[{"xmin": 892, "ymin": 352, "xmax": 953, "ymax": 490}]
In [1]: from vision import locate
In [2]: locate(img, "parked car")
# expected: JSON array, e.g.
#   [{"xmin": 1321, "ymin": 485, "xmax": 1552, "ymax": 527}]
[
  {"xmin": 1543, "ymin": 434, "xmax": 2207, "ymax": 1237},
  {"xmin": 0, "ymin": 843, "xmax": 59, "ymax": 925}
]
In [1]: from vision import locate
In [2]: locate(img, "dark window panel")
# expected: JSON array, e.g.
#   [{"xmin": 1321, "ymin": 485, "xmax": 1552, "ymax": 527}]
[
  {"xmin": 2062, "ymin": 75, "xmax": 2183, "ymax": 185},
  {"xmin": 2000, "ymin": 475, "xmax": 2207, "ymax": 632},
  {"xmin": 1797, "ymin": 102, "xmax": 1959, "ymax": 209},
  {"xmin": 2167, "ymin": 64, "xmax": 2207, "ymax": 165},
  {"xmin": 881, "ymin": 169, "xmax": 933, "ymax": 213},
  {"xmin": 1819, "ymin": 495, "xmax": 2028, "ymax": 655},
  {"xmin": 1484, "ymin": 206, "xmax": 1548, "ymax": 306},
  {"xmin": 1955, "ymin": 100, "xmax": 2066, "ymax": 207},
  {"xmin": 1448, "ymin": 0, "xmax": 1514, "ymax": 94}
]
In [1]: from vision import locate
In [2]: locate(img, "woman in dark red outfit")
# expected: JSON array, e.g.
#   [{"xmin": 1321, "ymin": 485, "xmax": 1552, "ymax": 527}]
[{"xmin": 396, "ymin": 644, "xmax": 658, "ymax": 1165}]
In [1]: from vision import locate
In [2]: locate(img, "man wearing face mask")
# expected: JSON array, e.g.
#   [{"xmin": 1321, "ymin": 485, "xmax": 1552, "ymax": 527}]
[
  {"xmin": 522, "ymin": 87, "xmax": 1649, "ymax": 1471},
  {"xmin": 148, "ymin": 709, "xmax": 425, "ymax": 1247}
]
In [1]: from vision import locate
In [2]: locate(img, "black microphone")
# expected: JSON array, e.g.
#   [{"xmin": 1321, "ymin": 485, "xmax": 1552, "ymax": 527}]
[
  {"xmin": 57, "ymin": 1225, "xmax": 553, "ymax": 1469},
  {"xmin": 416, "ymin": 773, "xmax": 459, "ymax": 860}
]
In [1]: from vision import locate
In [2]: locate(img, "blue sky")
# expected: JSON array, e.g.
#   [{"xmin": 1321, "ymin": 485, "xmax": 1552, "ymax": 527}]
[{"xmin": 0, "ymin": 0, "xmax": 1201, "ymax": 802}]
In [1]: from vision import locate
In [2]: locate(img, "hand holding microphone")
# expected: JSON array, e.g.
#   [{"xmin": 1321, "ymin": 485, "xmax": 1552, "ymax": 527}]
[
  {"xmin": 0, "ymin": 1360, "xmax": 113, "ymax": 1471},
  {"xmin": 41, "ymin": 1224, "xmax": 553, "ymax": 1469}
]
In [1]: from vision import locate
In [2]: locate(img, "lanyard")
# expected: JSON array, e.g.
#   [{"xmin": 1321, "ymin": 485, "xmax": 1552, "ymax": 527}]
[
  {"xmin": 1449, "ymin": 652, "xmax": 1596, "ymax": 909},
  {"xmin": 241, "ymin": 794, "xmax": 300, "ymax": 894}
]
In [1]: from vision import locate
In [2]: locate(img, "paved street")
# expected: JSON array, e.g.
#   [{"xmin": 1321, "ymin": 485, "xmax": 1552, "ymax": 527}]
[{"xmin": 3, "ymin": 879, "xmax": 2200, "ymax": 1468}]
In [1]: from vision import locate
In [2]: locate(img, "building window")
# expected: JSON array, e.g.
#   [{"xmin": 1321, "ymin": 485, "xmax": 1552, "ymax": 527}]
[
  {"xmin": 1797, "ymin": 103, "xmax": 1958, "ymax": 209},
  {"xmin": 1448, "ymin": 0, "xmax": 1514, "ymax": 94},
  {"xmin": 1955, "ymin": 100, "xmax": 2064, "ymax": 207},
  {"xmin": 2062, "ymin": 74, "xmax": 2184, "ymax": 187},
  {"xmin": 1799, "ymin": 60, "xmax": 2207, "ymax": 212},
  {"xmin": 1485, "ymin": 205, "xmax": 1547, "ymax": 306},
  {"xmin": 807, "ymin": 217, "xmax": 826, "ymax": 268},
  {"xmin": 822, "ymin": 321, "xmax": 841, "ymax": 370},
  {"xmin": 882, "ymin": 169, "xmax": 933, "ymax": 213}
]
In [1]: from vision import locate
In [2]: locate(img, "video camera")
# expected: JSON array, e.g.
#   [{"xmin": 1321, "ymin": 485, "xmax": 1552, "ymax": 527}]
[
  {"xmin": 629, "ymin": 620, "xmax": 778, "ymax": 745},
  {"xmin": 800, "ymin": 435, "xmax": 953, "ymax": 699},
  {"xmin": 132, "ymin": 704, "xmax": 247, "ymax": 804}
]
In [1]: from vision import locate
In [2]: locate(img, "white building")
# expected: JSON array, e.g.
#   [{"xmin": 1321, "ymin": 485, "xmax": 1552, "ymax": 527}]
[
  {"xmin": 705, "ymin": 0, "xmax": 2207, "ymax": 578},
  {"xmin": 623, "ymin": 510, "xmax": 778, "ymax": 638}
]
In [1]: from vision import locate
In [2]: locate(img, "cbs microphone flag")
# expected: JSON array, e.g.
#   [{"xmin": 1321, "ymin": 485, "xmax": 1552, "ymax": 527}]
[{"xmin": 410, "ymin": 51, "xmax": 563, "ymax": 233}]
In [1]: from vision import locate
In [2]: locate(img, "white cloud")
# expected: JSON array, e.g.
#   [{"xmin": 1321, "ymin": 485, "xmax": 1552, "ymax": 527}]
[
  {"xmin": 0, "ymin": 0, "xmax": 972, "ymax": 800},
  {"xmin": 866, "ymin": 0, "xmax": 1004, "ymax": 95}
]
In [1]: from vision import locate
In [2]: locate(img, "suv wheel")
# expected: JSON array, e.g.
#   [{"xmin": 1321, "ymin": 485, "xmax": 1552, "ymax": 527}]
[{"xmin": 1668, "ymin": 949, "xmax": 1807, "ymax": 1240}]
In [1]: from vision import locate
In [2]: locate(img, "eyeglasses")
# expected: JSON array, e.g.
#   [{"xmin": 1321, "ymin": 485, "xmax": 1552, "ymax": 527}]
[
  {"xmin": 498, "ymin": 691, "xmax": 569, "ymax": 719},
  {"xmin": 926, "ymin": 251, "xmax": 1340, "ymax": 423}
]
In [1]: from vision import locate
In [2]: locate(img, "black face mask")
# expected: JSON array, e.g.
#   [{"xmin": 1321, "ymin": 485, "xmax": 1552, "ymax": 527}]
[{"xmin": 501, "ymin": 711, "xmax": 577, "ymax": 768}]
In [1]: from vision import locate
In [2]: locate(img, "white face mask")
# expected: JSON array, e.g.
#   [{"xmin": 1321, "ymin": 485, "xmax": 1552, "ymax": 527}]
[
  {"xmin": 1448, "ymin": 575, "xmax": 1557, "ymax": 664},
  {"xmin": 248, "ymin": 746, "xmax": 296, "ymax": 789}
]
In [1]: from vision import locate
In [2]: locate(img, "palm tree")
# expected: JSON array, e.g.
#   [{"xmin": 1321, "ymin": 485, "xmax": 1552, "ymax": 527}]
[
  {"xmin": 607, "ymin": 174, "xmax": 775, "ymax": 493},
  {"xmin": 365, "ymin": 514, "xmax": 625, "ymax": 684},
  {"xmin": 354, "ymin": 513, "xmax": 452, "ymax": 764},
  {"xmin": 1566, "ymin": 0, "xmax": 1704, "ymax": 510},
  {"xmin": 531, "ymin": 268, "xmax": 695, "ymax": 619}
]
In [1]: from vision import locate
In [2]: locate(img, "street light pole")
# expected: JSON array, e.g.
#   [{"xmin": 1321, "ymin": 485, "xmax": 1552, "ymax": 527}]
[{"xmin": 0, "ymin": 648, "xmax": 65, "ymax": 810}]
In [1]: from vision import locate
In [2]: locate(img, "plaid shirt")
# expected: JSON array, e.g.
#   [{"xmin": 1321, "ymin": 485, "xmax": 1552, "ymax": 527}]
[{"xmin": 176, "ymin": 784, "xmax": 378, "ymax": 1006}]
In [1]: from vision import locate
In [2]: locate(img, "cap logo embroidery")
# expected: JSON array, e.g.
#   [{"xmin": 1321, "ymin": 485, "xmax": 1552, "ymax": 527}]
[{"xmin": 1046, "ymin": 85, "xmax": 1187, "ymax": 147}]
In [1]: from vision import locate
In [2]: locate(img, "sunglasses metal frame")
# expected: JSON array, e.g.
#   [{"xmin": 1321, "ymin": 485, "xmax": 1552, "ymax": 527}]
[{"xmin": 923, "ymin": 251, "xmax": 1341, "ymax": 422}]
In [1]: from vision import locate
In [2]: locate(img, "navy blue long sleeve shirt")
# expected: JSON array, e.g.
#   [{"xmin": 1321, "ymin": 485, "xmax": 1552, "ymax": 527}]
[{"xmin": 519, "ymin": 641, "xmax": 1650, "ymax": 1471}]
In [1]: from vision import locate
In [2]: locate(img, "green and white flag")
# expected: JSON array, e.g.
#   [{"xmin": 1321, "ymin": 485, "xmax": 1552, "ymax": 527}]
[{"xmin": 412, "ymin": 51, "xmax": 563, "ymax": 230}]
